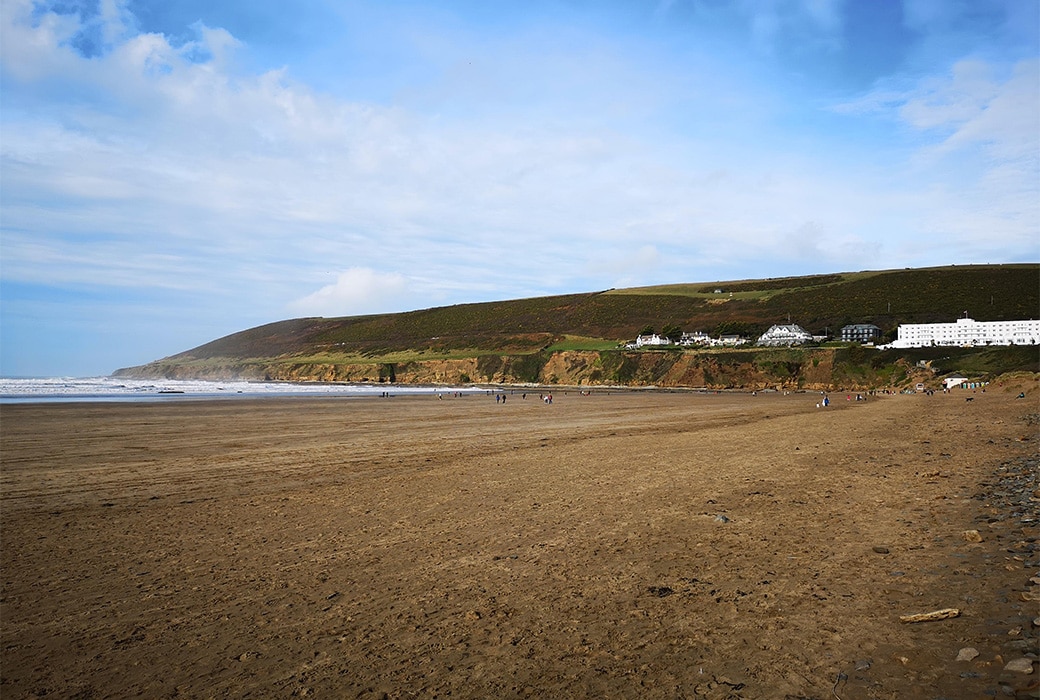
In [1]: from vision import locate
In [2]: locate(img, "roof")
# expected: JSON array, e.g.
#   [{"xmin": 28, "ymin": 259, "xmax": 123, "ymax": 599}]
[{"xmin": 762, "ymin": 324, "xmax": 810, "ymax": 335}]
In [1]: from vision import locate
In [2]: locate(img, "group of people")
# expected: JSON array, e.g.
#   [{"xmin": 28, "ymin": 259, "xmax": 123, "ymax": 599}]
[
  {"xmin": 815, "ymin": 392, "xmax": 868, "ymax": 407},
  {"xmin": 491, "ymin": 392, "xmax": 553, "ymax": 404}
]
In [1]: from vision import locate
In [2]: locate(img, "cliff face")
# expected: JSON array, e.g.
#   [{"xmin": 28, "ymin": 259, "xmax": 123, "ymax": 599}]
[{"xmin": 114, "ymin": 348, "xmax": 891, "ymax": 391}]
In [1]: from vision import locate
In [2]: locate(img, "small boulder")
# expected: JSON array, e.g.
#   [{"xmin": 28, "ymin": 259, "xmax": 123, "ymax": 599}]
[
  {"xmin": 962, "ymin": 530, "xmax": 984, "ymax": 543},
  {"xmin": 1003, "ymin": 658, "xmax": 1034, "ymax": 674},
  {"xmin": 956, "ymin": 647, "xmax": 980, "ymax": 662}
]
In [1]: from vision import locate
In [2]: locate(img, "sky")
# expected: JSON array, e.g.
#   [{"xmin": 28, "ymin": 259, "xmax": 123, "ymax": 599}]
[{"xmin": 1, "ymin": 0, "xmax": 1037, "ymax": 377}]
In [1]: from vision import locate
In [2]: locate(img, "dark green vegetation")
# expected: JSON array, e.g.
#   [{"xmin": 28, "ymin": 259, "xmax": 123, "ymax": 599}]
[{"xmin": 118, "ymin": 265, "xmax": 1038, "ymax": 388}]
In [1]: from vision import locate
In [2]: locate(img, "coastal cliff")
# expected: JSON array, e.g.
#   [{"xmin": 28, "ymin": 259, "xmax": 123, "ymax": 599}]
[
  {"xmin": 113, "ymin": 347, "xmax": 922, "ymax": 392},
  {"xmin": 112, "ymin": 266, "xmax": 1040, "ymax": 391}
]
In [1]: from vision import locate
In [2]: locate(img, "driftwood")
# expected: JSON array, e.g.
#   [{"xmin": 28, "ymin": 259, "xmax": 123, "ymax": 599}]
[{"xmin": 899, "ymin": 608, "xmax": 960, "ymax": 623}]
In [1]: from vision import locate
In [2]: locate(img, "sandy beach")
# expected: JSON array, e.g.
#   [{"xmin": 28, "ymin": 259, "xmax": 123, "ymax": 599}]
[{"xmin": 2, "ymin": 385, "xmax": 1037, "ymax": 699}]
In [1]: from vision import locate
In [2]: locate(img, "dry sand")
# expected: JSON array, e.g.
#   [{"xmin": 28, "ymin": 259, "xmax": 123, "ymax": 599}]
[{"xmin": 2, "ymin": 385, "xmax": 1038, "ymax": 699}]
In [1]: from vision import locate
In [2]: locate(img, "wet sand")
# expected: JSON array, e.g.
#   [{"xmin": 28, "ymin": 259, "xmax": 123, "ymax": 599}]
[{"xmin": 2, "ymin": 386, "xmax": 1038, "ymax": 698}]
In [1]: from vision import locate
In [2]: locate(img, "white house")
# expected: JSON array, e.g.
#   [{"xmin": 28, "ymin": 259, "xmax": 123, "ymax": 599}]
[
  {"xmin": 887, "ymin": 317, "xmax": 1040, "ymax": 348},
  {"xmin": 633, "ymin": 334, "xmax": 671, "ymax": 348},
  {"xmin": 943, "ymin": 375, "xmax": 968, "ymax": 390},
  {"xmin": 626, "ymin": 331, "xmax": 747, "ymax": 349},
  {"xmin": 757, "ymin": 324, "xmax": 813, "ymax": 346},
  {"xmin": 679, "ymin": 331, "xmax": 711, "ymax": 346}
]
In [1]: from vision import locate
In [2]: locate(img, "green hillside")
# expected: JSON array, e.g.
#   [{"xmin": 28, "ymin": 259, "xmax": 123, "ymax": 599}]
[
  {"xmin": 115, "ymin": 264, "xmax": 1039, "ymax": 388},
  {"xmin": 173, "ymin": 264, "xmax": 1037, "ymax": 358}
]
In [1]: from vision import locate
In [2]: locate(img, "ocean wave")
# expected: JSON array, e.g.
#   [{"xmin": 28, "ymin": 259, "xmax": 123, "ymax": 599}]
[{"xmin": 0, "ymin": 377, "xmax": 477, "ymax": 402}]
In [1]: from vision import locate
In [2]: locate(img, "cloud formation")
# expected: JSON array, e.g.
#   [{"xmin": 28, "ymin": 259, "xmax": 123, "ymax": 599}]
[{"xmin": 288, "ymin": 268, "xmax": 410, "ymax": 317}]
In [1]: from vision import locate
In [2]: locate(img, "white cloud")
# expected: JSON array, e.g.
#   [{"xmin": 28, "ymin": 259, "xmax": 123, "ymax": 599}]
[
  {"xmin": 288, "ymin": 268, "xmax": 411, "ymax": 317},
  {"xmin": 834, "ymin": 57, "xmax": 1038, "ymax": 164},
  {"xmin": 827, "ymin": 56, "xmax": 1039, "ymax": 260},
  {"xmin": 1, "ymin": 3, "xmax": 698, "ymax": 304},
  {"xmin": 902, "ymin": 59, "xmax": 1039, "ymax": 162}
]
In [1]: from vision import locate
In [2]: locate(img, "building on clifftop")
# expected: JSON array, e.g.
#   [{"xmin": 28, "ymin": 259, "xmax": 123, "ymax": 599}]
[
  {"xmin": 628, "ymin": 333, "xmax": 671, "ymax": 348},
  {"xmin": 885, "ymin": 316, "xmax": 1040, "ymax": 348},
  {"xmin": 757, "ymin": 324, "xmax": 813, "ymax": 346},
  {"xmin": 840, "ymin": 323, "xmax": 882, "ymax": 343}
]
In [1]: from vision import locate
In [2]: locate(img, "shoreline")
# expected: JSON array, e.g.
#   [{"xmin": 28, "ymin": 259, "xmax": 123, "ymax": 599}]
[{"xmin": 1, "ymin": 374, "xmax": 875, "ymax": 405}]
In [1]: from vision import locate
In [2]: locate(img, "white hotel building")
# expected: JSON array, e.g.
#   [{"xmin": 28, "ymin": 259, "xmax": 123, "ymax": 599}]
[{"xmin": 888, "ymin": 317, "xmax": 1040, "ymax": 348}]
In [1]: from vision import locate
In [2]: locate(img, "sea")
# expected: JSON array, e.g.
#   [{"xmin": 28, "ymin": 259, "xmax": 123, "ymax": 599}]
[{"xmin": 0, "ymin": 377, "xmax": 481, "ymax": 403}]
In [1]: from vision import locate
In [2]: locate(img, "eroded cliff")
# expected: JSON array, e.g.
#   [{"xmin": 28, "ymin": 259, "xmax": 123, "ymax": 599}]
[{"xmin": 115, "ymin": 347, "xmax": 901, "ymax": 392}]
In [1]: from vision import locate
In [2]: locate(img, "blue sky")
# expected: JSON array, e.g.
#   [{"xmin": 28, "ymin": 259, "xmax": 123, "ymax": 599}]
[{"xmin": 1, "ymin": 0, "xmax": 1037, "ymax": 377}]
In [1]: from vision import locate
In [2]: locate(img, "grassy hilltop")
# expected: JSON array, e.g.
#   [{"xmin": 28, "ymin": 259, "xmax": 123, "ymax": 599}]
[{"xmin": 116, "ymin": 264, "xmax": 1039, "ymax": 390}]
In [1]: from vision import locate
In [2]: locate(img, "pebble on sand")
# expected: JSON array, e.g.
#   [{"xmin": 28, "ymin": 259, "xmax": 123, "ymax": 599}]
[
  {"xmin": 1003, "ymin": 658, "xmax": 1034, "ymax": 674},
  {"xmin": 956, "ymin": 647, "xmax": 980, "ymax": 662},
  {"xmin": 961, "ymin": 529, "xmax": 984, "ymax": 543}
]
